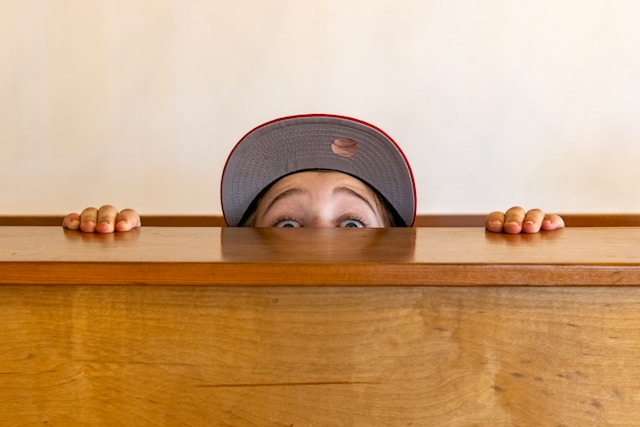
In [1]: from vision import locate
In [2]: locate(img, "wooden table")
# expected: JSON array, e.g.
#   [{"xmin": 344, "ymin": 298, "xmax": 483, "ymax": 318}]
[{"xmin": 1, "ymin": 226, "xmax": 639, "ymax": 425}]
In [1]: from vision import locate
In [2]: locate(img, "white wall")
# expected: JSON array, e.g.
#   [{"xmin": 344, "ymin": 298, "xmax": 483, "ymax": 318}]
[{"xmin": 2, "ymin": 0, "xmax": 639, "ymax": 215}]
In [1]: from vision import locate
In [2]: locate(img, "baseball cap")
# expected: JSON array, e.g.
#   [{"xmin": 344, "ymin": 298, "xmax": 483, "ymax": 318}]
[{"xmin": 221, "ymin": 114, "xmax": 416, "ymax": 227}]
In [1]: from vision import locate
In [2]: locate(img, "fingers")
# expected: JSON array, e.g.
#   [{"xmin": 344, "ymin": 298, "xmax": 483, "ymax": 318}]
[
  {"xmin": 503, "ymin": 206, "xmax": 526, "ymax": 234},
  {"xmin": 521, "ymin": 208, "xmax": 545, "ymax": 234},
  {"xmin": 79, "ymin": 205, "xmax": 116, "ymax": 233},
  {"xmin": 541, "ymin": 214, "xmax": 565, "ymax": 231},
  {"xmin": 485, "ymin": 211, "xmax": 506, "ymax": 233},
  {"xmin": 94, "ymin": 205, "xmax": 120, "ymax": 233},
  {"xmin": 63, "ymin": 206, "xmax": 141, "ymax": 233},
  {"xmin": 485, "ymin": 207, "xmax": 564, "ymax": 234},
  {"xmin": 62, "ymin": 213, "xmax": 81, "ymax": 230},
  {"xmin": 78, "ymin": 207, "xmax": 99, "ymax": 232},
  {"xmin": 114, "ymin": 208, "xmax": 142, "ymax": 232}
]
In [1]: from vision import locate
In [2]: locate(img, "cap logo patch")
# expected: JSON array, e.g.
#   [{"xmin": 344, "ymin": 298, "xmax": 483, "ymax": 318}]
[{"xmin": 331, "ymin": 138, "xmax": 358, "ymax": 157}]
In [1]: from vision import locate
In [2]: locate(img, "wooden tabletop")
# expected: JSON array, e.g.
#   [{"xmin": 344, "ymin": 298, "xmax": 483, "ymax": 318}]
[
  {"xmin": 3, "ymin": 225, "xmax": 640, "ymax": 425},
  {"xmin": 2, "ymin": 226, "xmax": 639, "ymax": 286},
  {"xmin": 0, "ymin": 227, "xmax": 640, "ymax": 286}
]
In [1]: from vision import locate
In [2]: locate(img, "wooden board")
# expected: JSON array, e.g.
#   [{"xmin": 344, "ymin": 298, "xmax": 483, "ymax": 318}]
[
  {"xmin": 1, "ymin": 226, "xmax": 640, "ymax": 425},
  {"xmin": 1, "ymin": 285, "xmax": 639, "ymax": 425}
]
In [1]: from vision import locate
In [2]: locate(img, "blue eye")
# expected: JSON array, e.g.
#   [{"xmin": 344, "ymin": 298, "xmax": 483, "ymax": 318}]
[
  {"xmin": 339, "ymin": 218, "xmax": 364, "ymax": 228},
  {"xmin": 274, "ymin": 219, "xmax": 302, "ymax": 228}
]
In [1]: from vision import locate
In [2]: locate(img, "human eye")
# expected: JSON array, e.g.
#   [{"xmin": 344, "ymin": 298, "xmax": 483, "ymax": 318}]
[
  {"xmin": 338, "ymin": 217, "xmax": 366, "ymax": 228},
  {"xmin": 273, "ymin": 217, "xmax": 302, "ymax": 228}
]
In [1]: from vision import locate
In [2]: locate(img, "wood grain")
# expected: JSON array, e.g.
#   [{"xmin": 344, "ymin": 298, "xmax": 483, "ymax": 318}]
[
  {"xmin": 1, "ymin": 226, "xmax": 640, "ymax": 425},
  {"xmin": 1, "ymin": 285, "xmax": 639, "ymax": 425},
  {"xmin": 2, "ymin": 227, "xmax": 640, "ymax": 286}
]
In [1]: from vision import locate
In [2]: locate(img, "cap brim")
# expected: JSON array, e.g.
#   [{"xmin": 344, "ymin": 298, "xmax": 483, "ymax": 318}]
[{"xmin": 221, "ymin": 114, "xmax": 416, "ymax": 226}]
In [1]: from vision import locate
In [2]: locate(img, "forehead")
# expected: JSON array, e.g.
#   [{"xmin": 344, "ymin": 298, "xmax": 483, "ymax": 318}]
[{"xmin": 264, "ymin": 170, "xmax": 372, "ymax": 195}]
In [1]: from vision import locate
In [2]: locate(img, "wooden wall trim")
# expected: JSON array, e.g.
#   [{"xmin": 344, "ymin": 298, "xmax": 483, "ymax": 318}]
[
  {"xmin": 1, "ymin": 214, "xmax": 639, "ymax": 227},
  {"xmin": 414, "ymin": 214, "xmax": 640, "ymax": 227}
]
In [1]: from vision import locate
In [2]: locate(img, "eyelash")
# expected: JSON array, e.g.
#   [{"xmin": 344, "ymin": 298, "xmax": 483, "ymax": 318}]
[
  {"xmin": 340, "ymin": 215, "xmax": 368, "ymax": 227},
  {"xmin": 271, "ymin": 216, "xmax": 368, "ymax": 228},
  {"xmin": 272, "ymin": 216, "xmax": 301, "ymax": 227}
]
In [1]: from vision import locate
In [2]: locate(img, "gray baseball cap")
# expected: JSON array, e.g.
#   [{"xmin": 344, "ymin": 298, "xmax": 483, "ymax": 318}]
[{"xmin": 221, "ymin": 114, "xmax": 416, "ymax": 226}]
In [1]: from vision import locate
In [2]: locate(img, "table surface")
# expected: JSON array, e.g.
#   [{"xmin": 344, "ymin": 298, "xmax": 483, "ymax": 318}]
[
  {"xmin": 3, "ymin": 226, "xmax": 640, "ymax": 425},
  {"xmin": 1, "ymin": 226, "xmax": 639, "ymax": 286}
]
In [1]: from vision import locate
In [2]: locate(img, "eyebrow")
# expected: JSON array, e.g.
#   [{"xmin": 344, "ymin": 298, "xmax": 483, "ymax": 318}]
[
  {"xmin": 262, "ymin": 185, "xmax": 377, "ymax": 215},
  {"xmin": 332, "ymin": 185, "xmax": 378, "ymax": 215},
  {"xmin": 262, "ymin": 187, "xmax": 306, "ymax": 214}
]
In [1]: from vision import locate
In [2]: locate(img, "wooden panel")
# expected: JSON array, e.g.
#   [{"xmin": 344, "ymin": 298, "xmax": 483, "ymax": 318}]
[
  {"xmin": 414, "ymin": 213, "xmax": 640, "ymax": 227},
  {"xmin": 2, "ymin": 213, "xmax": 639, "ymax": 227},
  {"xmin": 2, "ymin": 226, "xmax": 640, "ymax": 424},
  {"xmin": 0, "ymin": 215, "xmax": 226, "ymax": 227},
  {"xmin": 2, "ymin": 227, "xmax": 640, "ymax": 286},
  {"xmin": 1, "ymin": 285, "xmax": 639, "ymax": 425}
]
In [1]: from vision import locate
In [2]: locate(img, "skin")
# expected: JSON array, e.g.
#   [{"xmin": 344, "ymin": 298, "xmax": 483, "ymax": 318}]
[
  {"xmin": 62, "ymin": 171, "xmax": 565, "ymax": 233},
  {"xmin": 249, "ymin": 171, "xmax": 387, "ymax": 228},
  {"xmin": 485, "ymin": 206, "xmax": 565, "ymax": 234},
  {"xmin": 63, "ymin": 206, "xmax": 141, "ymax": 234}
]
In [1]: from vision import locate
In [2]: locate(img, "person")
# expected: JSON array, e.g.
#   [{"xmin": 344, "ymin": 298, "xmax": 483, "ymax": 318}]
[{"xmin": 62, "ymin": 114, "xmax": 565, "ymax": 234}]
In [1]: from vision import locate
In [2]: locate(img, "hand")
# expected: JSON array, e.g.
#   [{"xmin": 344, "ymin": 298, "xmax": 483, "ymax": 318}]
[
  {"xmin": 485, "ymin": 206, "xmax": 564, "ymax": 234},
  {"xmin": 63, "ymin": 205, "xmax": 141, "ymax": 233}
]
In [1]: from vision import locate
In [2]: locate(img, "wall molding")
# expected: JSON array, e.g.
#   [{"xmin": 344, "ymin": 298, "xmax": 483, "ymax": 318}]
[{"xmin": 2, "ymin": 214, "xmax": 639, "ymax": 227}]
